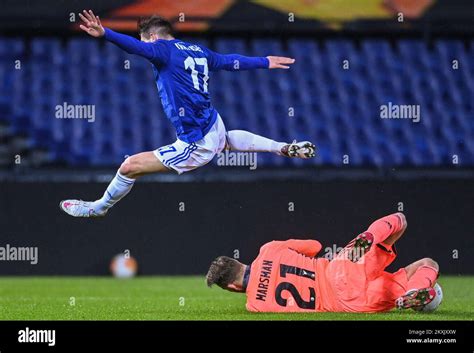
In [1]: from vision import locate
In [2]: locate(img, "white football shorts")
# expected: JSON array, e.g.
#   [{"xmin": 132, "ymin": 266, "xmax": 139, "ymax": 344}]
[{"xmin": 153, "ymin": 115, "xmax": 227, "ymax": 174}]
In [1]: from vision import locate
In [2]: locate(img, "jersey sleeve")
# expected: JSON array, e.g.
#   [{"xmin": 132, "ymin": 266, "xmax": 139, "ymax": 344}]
[
  {"xmin": 204, "ymin": 47, "xmax": 269, "ymax": 71},
  {"xmin": 104, "ymin": 28, "xmax": 170, "ymax": 65},
  {"xmin": 260, "ymin": 239, "xmax": 322, "ymax": 257},
  {"xmin": 281, "ymin": 239, "xmax": 322, "ymax": 257}
]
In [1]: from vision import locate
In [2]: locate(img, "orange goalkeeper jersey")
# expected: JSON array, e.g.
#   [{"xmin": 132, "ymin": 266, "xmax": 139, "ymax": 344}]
[{"xmin": 245, "ymin": 239, "xmax": 338, "ymax": 312}]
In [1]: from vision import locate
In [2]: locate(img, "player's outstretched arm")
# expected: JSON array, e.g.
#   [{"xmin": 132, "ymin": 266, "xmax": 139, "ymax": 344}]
[
  {"xmin": 206, "ymin": 48, "xmax": 295, "ymax": 72},
  {"xmin": 78, "ymin": 9, "xmax": 168, "ymax": 63}
]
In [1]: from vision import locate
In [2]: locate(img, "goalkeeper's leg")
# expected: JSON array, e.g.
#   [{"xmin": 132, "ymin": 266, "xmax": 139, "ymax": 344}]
[{"xmin": 396, "ymin": 258, "xmax": 439, "ymax": 309}]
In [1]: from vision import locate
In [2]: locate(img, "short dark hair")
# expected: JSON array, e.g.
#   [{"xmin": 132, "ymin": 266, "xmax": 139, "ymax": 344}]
[
  {"xmin": 206, "ymin": 256, "xmax": 243, "ymax": 289},
  {"xmin": 137, "ymin": 15, "xmax": 173, "ymax": 38}
]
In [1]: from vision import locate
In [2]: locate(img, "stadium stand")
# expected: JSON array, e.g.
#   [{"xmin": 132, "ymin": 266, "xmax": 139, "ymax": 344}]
[{"xmin": 0, "ymin": 37, "xmax": 472, "ymax": 168}]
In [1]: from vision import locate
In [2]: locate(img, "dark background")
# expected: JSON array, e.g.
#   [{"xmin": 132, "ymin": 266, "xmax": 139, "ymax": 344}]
[{"xmin": 1, "ymin": 178, "xmax": 472, "ymax": 275}]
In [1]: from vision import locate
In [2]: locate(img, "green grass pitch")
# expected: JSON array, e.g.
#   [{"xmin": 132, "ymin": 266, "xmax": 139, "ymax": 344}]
[{"xmin": 0, "ymin": 276, "xmax": 472, "ymax": 320}]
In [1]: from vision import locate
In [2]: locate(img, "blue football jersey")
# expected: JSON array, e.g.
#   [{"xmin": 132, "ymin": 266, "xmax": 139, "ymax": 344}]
[{"xmin": 104, "ymin": 29, "xmax": 269, "ymax": 143}]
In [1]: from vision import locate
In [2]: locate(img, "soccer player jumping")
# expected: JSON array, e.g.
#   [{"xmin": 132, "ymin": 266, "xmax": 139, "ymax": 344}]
[
  {"xmin": 60, "ymin": 10, "xmax": 315, "ymax": 218},
  {"xmin": 206, "ymin": 213, "xmax": 441, "ymax": 313}
]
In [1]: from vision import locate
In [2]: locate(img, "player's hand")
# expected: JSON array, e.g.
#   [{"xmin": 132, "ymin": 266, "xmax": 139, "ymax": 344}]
[
  {"xmin": 267, "ymin": 56, "xmax": 295, "ymax": 69},
  {"xmin": 79, "ymin": 10, "xmax": 105, "ymax": 38}
]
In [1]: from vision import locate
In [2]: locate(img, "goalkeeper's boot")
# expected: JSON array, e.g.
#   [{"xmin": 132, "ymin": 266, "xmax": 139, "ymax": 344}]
[
  {"xmin": 349, "ymin": 232, "xmax": 374, "ymax": 262},
  {"xmin": 396, "ymin": 287, "xmax": 436, "ymax": 310}
]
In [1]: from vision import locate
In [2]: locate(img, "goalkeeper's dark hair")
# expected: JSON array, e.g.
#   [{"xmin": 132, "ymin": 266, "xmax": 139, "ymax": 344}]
[
  {"xmin": 137, "ymin": 15, "xmax": 173, "ymax": 38},
  {"xmin": 206, "ymin": 256, "xmax": 243, "ymax": 289}
]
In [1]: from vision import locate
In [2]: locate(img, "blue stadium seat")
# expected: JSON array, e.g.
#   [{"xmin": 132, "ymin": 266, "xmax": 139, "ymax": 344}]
[{"xmin": 0, "ymin": 38, "xmax": 24, "ymax": 58}]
